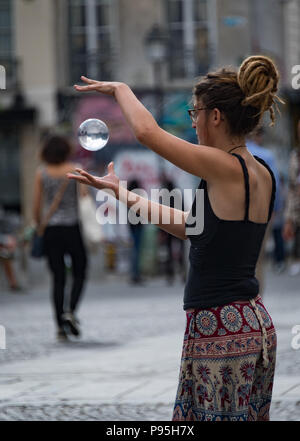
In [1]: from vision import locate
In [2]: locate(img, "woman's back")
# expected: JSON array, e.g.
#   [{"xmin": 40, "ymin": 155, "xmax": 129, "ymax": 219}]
[
  {"xmin": 206, "ymin": 151, "xmax": 273, "ymax": 225},
  {"xmin": 184, "ymin": 152, "xmax": 276, "ymax": 310},
  {"xmin": 40, "ymin": 162, "xmax": 79, "ymax": 226}
]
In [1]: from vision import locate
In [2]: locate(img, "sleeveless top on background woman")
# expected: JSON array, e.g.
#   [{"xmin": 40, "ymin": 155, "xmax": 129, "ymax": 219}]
[
  {"xmin": 40, "ymin": 167, "xmax": 79, "ymax": 226},
  {"xmin": 184, "ymin": 153, "xmax": 276, "ymax": 310}
]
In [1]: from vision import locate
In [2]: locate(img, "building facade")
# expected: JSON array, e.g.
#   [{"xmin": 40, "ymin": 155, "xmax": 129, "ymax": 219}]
[{"xmin": 0, "ymin": 0, "xmax": 299, "ymax": 222}]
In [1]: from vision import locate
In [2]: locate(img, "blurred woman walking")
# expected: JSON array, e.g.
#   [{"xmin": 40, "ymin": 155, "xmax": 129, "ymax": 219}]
[{"xmin": 33, "ymin": 136, "xmax": 88, "ymax": 341}]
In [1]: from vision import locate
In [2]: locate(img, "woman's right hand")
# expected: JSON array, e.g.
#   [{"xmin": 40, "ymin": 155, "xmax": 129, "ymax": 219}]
[
  {"xmin": 74, "ymin": 76, "xmax": 126, "ymax": 97},
  {"xmin": 67, "ymin": 162, "xmax": 120, "ymax": 198}
]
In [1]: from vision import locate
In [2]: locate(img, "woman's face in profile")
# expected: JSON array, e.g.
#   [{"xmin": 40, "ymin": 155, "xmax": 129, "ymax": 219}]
[{"xmin": 192, "ymin": 99, "xmax": 209, "ymax": 146}]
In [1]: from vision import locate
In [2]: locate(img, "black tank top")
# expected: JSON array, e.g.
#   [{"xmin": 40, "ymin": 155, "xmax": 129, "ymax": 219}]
[{"xmin": 184, "ymin": 154, "xmax": 276, "ymax": 310}]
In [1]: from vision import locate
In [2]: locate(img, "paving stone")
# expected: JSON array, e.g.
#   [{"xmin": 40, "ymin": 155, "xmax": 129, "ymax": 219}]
[{"xmin": 0, "ymin": 266, "xmax": 300, "ymax": 421}]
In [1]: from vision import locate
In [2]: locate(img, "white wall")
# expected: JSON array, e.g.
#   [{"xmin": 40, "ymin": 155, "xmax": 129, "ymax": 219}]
[{"xmin": 15, "ymin": 0, "xmax": 57, "ymax": 127}]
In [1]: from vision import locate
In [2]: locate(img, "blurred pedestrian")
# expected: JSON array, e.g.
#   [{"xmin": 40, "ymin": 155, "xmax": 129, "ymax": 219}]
[
  {"xmin": 69, "ymin": 55, "xmax": 281, "ymax": 421},
  {"xmin": 0, "ymin": 233, "xmax": 20, "ymax": 291},
  {"xmin": 0, "ymin": 206, "xmax": 21, "ymax": 291},
  {"xmin": 159, "ymin": 177, "xmax": 185, "ymax": 284},
  {"xmin": 127, "ymin": 179, "xmax": 144, "ymax": 284},
  {"xmin": 283, "ymin": 124, "xmax": 300, "ymax": 275},
  {"xmin": 246, "ymin": 127, "xmax": 281, "ymax": 292},
  {"xmin": 32, "ymin": 135, "xmax": 88, "ymax": 341},
  {"xmin": 272, "ymin": 174, "xmax": 287, "ymax": 273}
]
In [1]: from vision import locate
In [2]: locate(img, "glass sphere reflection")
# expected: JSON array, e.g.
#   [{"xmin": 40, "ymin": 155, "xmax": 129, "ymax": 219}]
[{"xmin": 78, "ymin": 118, "xmax": 109, "ymax": 151}]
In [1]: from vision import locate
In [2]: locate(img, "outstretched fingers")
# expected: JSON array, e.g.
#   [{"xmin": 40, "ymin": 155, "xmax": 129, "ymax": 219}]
[
  {"xmin": 74, "ymin": 84, "xmax": 97, "ymax": 92},
  {"xmin": 74, "ymin": 76, "xmax": 99, "ymax": 91},
  {"xmin": 67, "ymin": 169, "xmax": 96, "ymax": 185},
  {"xmin": 107, "ymin": 161, "xmax": 115, "ymax": 174},
  {"xmin": 67, "ymin": 173, "xmax": 90, "ymax": 185},
  {"xmin": 80, "ymin": 76, "xmax": 97, "ymax": 84},
  {"xmin": 75, "ymin": 168, "xmax": 96, "ymax": 182}
]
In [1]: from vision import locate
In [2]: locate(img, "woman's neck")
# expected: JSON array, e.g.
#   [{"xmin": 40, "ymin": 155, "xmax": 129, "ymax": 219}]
[{"xmin": 212, "ymin": 137, "xmax": 246, "ymax": 154}]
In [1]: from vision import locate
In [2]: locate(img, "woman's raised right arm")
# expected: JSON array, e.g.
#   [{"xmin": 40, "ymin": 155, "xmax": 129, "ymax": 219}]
[{"xmin": 74, "ymin": 78, "xmax": 240, "ymax": 183}]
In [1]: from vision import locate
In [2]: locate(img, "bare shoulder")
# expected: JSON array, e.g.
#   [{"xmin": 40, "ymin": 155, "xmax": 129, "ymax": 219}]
[
  {"xmin": 201, "ymin": 147, "xmax": 244, "ymax": 184},
  {"xmin": 206, "ymin": 152, "xmax": 273, "ymax": 222},
  {"xmin": 246, "ymin": 154, "xmax": 273, "ymax": 186},
  {"xmin": 207, "ymin": 151, "xmax": 269, "ymax": 194},
  {"xmin": 229, "ymin": 153, "xmax": 273, "ymax": 200}
]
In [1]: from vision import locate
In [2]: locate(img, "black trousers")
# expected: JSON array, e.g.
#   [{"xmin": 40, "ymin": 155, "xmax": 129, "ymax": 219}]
[
  {"xmin": 293, "ymin": 226, "xmax": 300, "ymax": 259},
  {"xmin": 44, "ymin": 224, "xmax": 87, "ymax": 328}
]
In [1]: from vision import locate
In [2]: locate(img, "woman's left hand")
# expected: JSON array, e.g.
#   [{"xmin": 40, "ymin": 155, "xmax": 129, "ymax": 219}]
[
  {"xmin": 74, "ymin": 76, "xmax": 125, "ymax": 97},
  {"xmin": 67, "ymin": 162, "xmax": 120, "ymax": 198}
]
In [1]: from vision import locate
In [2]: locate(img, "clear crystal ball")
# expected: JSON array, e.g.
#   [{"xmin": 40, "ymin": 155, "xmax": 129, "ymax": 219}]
[{"xmin": 78, "ymin": 118, "xmax": 109, "ymax": 151}]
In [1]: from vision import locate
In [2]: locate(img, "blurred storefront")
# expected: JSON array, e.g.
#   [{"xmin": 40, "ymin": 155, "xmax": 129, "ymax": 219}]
[{"xmin": 1, "ymin": 0, "xmax": 300, "ymax": 281}]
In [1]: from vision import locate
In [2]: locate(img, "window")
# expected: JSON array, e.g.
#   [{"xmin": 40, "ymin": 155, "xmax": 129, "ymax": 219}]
[
  {"xmin": 166, "ymin": 0, "xmax": 209, "ymax": 80},
  {"xmin": 0, "ymin": 0, "xmax": 16, "ymax": 88},
  {"xmin": 68, "ymin": 0, "xmax": 113, "ymax": 84}
]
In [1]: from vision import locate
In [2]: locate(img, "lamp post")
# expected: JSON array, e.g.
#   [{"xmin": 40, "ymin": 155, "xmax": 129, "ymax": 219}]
[
  {"xmin": 144, "ymin": 24, "xmax": 168, "ymax": 87},
  {"xmin": 144, "ymin": 24, "xmax": 168, "ymax": 178}
]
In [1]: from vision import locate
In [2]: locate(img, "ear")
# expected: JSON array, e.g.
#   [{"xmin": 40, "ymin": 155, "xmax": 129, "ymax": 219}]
[{"xmin": 212, "ymin": 108, "xmax": 224, "ymax": 126}]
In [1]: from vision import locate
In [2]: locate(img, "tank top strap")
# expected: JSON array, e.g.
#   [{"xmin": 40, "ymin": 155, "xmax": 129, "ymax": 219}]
[
  {"xmin": 199, "ymin": 178, "xmax": 206, "ymax": 189},
  {"xmin": 231, "ymin": 153, "xmax": 250, "ymax": 221},
  {"xmin": 253, "ymin": 155, "xmax": 277, "ymax": 221}
]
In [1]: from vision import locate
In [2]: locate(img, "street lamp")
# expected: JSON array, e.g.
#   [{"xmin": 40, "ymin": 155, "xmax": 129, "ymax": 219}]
[
  {"xmin": 144, "ymin": 24, "xmax": 168, "ymax": 178},
  {"xmin": 144, "ymin": 24, "xmax": 168, "ymax": 86}
]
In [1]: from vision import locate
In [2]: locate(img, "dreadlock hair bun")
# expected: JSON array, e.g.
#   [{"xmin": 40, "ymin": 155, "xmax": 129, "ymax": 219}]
[
  {"xmin": 237, "ymin": 55, "xmax": 284, "ymax": 126},
  {"xmin": 193, "ymin": 55, "xmax": 284, "ymax": 136}
]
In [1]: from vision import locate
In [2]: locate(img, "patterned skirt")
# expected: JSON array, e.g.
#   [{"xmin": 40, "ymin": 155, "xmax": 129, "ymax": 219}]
[{"xmin": 172, "ymin": 295, "xmax": 277, "ymax": 421}]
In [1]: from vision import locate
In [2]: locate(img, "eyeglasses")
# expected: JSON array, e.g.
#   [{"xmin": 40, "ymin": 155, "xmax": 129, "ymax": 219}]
[{"xmin": 187, "ymin": 107, "xmax": 209, "ymax": 123}]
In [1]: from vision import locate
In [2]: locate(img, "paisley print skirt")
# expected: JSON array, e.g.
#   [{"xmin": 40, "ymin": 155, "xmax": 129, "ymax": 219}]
[{"xmin": 172, "ymin": 295, "xmax": 277, "ymax": 421}]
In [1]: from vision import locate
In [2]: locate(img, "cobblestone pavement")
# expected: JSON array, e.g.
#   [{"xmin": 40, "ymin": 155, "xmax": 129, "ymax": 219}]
[
  {"xmin": 0, "ymin": 403, "xmax": 173, "ymax": 421},
  {"xmin": 0, "ymin": 263, "xmax": 299, "ymax": 421},
  {"xmin": 0, "ymin": 401, "xmax": 299, "ymax": 421},
  {"xmin": 0, "ymin": 275, "xmax": 185, "ymax": 365}
]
